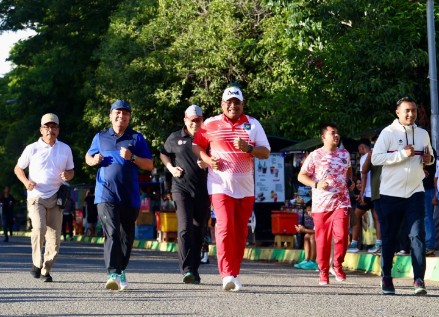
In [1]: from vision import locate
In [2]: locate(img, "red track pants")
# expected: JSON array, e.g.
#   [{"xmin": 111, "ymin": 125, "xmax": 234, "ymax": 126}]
[
  {"xmin": 211, "ymin": 194, "xmax": 254, "ymax": 278},
  {"xmin": 312, "ymin": 208, "xmax": 349, "ymax": 272}
]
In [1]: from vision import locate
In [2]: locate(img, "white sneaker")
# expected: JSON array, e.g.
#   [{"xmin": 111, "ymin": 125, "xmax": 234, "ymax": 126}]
[
  {"xmin": 105, "ymin": 273, "xmax": 120, "ymax": 290},
  {"xmin": 119, "ymin": 271, "xmax": 128, "ymax": 291},
  {"xmin": 329, "ymin": 266, "xmax": 336, "ymax": 277},
  {"xmin": 222, "ymin": 276, "xmax": 235, "ymax": 291},
  {"xmin": 231, "ymin": 276, "xmax": 242, "ymax": 292}
]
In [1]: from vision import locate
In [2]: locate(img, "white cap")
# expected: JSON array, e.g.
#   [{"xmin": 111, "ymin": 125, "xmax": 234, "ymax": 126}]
[
  {"xmin": 41, "ymin": 113, "xmax": 59, "ymax": 126},
  {"xmin": 222, "ymin": 87, "xmax": 244, "ymax": 101}
]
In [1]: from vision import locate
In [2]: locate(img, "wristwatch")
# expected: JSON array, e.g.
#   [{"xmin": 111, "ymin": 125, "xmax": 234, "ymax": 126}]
[
  {"xmin": 246, "ymin": 144, "xmax": 254, "ymax": 153},
  {"xmin": 130, "ymin": 154, "xmax": 137, "ymax": 162}
]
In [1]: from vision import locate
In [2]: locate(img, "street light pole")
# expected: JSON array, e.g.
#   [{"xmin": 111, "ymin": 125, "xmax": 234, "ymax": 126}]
[{"xmin": 427, "ymin": 0, "xmax": 439, "ymax": 151}]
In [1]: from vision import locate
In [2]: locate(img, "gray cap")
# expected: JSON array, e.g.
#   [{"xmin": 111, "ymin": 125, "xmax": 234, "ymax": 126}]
[{"xmin": 185, "ymin": 105, "xmax": 203, "ymax": 119}]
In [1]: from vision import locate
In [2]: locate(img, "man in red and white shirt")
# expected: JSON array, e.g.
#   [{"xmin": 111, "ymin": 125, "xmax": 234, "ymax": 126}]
[
  {"xmin": 298, "ymin": 123, "xmax": 352, "ymax": 286},
  {"xmin": 193, "ymin": 86, "xmax": 270, "ymax": 291}
]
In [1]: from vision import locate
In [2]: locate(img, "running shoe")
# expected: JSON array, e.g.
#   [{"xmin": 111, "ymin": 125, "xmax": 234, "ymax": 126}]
[
  {"xmin": 105, "ymin": 273, "xmax": 120, "ymax": 290},
  {"xmin": 333, "ymin": 266, "xmax": 346, "ymax": 282},
  {"xmin": 319, "ymin": 271, "xmax": 329, "ymax": 285},
  {"xmin": 381, "ymin": 276, "xmax": 395, "ymax": 295},
  {"xmin": 414, "ymin": 278, "xmax": 427, "ymax": 295},
  {"xmin": 222, "ymin": 276, "xmax": 235, "ymax": 291},
  {"xmin": 368, "ymin": 243, "xmax": 382, "ymax": 254},
  {"xmin": 183, "ymin": 272, "xmax": 196, "ymax": 284},
  {"xmin": 347, "ymin": 241, "xmax": 359, "ymax": 253},
  {"xmin": 301, "ymin": 261, "xmax": 318, "ymax": 271},
  {"xmin": 120, "ymin": 271, "xmax": 128, "ymax": 290}
]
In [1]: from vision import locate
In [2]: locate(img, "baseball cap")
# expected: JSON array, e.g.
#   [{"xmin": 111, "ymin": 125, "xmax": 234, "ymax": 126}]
[
  {"xmin": 185, "ymin": 105, "xmax": 203, "ymax": 119},
  {"xmin": 222, "ymin": 87, "xmax": 244, "ymax": 102},
  {"xmin": 110, "ymin": 100, "xmax": 131, "ymax": 112},
  {"xmin": 41, "ymin": 113, "xmax": 59, "ymax": 126}
]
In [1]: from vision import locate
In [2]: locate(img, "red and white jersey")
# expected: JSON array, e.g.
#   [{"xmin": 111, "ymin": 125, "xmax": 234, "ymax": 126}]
[
  {"xmin": 193, "ymin": 114, "xmax": 270, "ymax": 198},
  {"xmin": 301, "ymin": 147, "xmax": 351, "ymax": 213}
]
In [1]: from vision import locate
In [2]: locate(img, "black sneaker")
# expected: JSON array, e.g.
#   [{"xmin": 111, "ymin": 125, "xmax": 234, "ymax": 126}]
[
  {"xmin": 30, "ymin": 265, "xmax": 41, "ymax": 278},
  {"xmin": 182, "ymin": 272, "xmax": 195, "ymax": 284},
  {"xmin": 41, "ymin": 273, "xmax": 53, "ymax": 282},
  {"xmin": 381, "ymin": 276, "xmax": 395, "ymax": 295},
  {"xmin": 194, "ymin": 272, "xmax": 201, "ymax": 285}
]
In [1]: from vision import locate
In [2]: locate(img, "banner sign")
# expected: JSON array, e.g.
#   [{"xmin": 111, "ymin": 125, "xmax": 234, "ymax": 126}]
[{"xmin": 255, "ymin": 153, "xmax": 285, "ymax": 203}]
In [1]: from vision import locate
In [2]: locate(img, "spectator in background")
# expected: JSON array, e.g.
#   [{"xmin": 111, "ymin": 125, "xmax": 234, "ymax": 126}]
[
  {"xmin": 85, "ymin": 100, "xmax": 153, "ymax": 291},
  {"xmin": 14, "ymin": 113, "xmax": 75, "ymax": 282},
  {"xmin": 372, "ymin": 96, "xmax": 434, "ymax": 295},
  {"xmin": 361, "ymin": 136, "xmax": 384, "ymax": 255},
  {"xmin": 294, "ymin": 200, "xmax": 317, "ymax": 270},
  {"xmin": 84, "ymin": 188, "xmax": 98, "ymax": 236},
  {"xmin": 62, "ymin": 197, "xmax": 75, "ymax": 241},
  {"xmin": 347, "ymin": 138, "xmax": 382, "ymax": 254},
  {"xmin": 423, "ymin": 148, "xmax": 437, "ymax": 256},
  {"xmin": 434, "ymin": 153, "xmax": 439, "ymax": 250},
  {"xmin": 298, "ymin": 123, "xmax": 353, "ymax": 286},
  {"xmin": 193, "ymin": 86, "xmax": 270, "ymax": 291},
  {"xmin": 160, "ymin": 105, "xmax": 210, "ymax": 284},
  {"xmin": 1, "ymin": 186, "xmax": 16, "ymax": 242}
]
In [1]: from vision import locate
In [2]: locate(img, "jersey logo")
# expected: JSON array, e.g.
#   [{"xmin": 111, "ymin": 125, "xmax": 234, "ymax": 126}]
[
  {"xmin": 178, "ymin": 140, "xmax": 187, "ymax": 145},
  {"xmin": 398, "ymin": 139, "xmax": 403, "ymax": 145},
  {"xmin": 243, "ymin": 123, "xmax": 251, "ymax": 130}
]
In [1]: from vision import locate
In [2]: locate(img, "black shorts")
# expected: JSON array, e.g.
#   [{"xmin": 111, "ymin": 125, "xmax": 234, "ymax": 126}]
[{"xmin": 356, "ymin": 197, "xmax": 373, "ymax": 211}]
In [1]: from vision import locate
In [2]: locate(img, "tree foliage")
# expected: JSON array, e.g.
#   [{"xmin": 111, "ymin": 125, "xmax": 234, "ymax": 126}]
[{"xmin": 0, "ymin": 0, "xmax": 436, "ymax": 199}]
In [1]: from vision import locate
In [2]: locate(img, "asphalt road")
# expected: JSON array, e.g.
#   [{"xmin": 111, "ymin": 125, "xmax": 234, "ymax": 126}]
[{"xmin": 1, "ymin": 236, "xmax": 439, "ymax": 317}]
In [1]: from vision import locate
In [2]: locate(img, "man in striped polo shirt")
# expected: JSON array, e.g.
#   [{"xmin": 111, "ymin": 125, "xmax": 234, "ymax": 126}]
[{"xmin": 193, "ymin": 86, "xmax": 270, "ymax": 291}]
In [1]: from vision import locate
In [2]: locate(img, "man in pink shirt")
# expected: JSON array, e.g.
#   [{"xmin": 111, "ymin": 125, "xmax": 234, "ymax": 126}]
[
  {"xmin": 193, "ymin": 86, "xmax": 270, "ymax": 291},
  {"xmin": 298, "ymin": 123, "xmax": 353, "ymax": 285}
]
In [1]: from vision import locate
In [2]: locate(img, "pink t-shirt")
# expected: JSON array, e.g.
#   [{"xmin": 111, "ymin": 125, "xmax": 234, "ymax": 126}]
[
  {"xmin": 301, "ymin": 147, "xmax": 351, "ymax": 213},
  {"xmin": 193, "ymin": 114, "xmax": 270, "ymax": 199}
]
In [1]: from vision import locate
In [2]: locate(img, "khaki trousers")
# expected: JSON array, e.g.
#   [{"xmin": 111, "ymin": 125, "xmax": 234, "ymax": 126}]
[{"xmin": 27, "ymin": 194, "xmax": 62, "ymax": 275}]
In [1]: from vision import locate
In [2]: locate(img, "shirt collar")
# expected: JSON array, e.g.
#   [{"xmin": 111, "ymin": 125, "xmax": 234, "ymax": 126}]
[
  {"xmin": 179, "ymin": 126, "xmax": 192, "ymax": 138},
  {"xmin": 38, "ymin": 137, "xmax": 58, "ymax": 147},
  {"xmin": 109, "ymin": 126, "xmax": 132, "ymax": 137}
]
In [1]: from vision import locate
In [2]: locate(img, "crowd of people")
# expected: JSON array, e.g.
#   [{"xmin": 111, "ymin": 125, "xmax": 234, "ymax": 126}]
[{"xmin": 5, "ymin": 92, "xmax": 437, "ymax": 297}]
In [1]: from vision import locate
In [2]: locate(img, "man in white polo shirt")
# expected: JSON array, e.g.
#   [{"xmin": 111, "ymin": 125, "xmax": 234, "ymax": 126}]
[{"xmin": 14, "ymin": 113, "xmax": 74, "ymax": 282}]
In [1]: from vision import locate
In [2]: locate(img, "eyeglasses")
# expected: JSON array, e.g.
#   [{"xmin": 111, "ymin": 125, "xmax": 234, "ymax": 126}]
[
  {"xmin": 222, "ymin": 100, "xmax": 242, "ymax": 106},
  {"xmin": 41, "ymin": 125, "xmax": 59, "ymax": 131}
]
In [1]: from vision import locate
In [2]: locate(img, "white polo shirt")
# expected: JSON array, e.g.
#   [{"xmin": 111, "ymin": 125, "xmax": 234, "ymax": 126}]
[{"xmin": 17, "ymin": 138, "xmax": 74, "ymax": 199}]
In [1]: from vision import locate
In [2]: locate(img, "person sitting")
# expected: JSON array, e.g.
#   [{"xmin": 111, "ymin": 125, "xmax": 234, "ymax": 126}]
[{"xmin": 294, "ymin": 200, "xmax": 317, "ymax": 270}]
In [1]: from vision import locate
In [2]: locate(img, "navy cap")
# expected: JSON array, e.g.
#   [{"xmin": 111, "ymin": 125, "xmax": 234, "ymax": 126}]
[{"xmin": 110, "ymin": 100, "xmax": 131, "ymax": 112}]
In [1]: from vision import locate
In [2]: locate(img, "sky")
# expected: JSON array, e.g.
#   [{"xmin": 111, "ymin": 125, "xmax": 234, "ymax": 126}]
[{"xmin": 0, "ymin": 30, "xmax": 36, "ymax": 76}]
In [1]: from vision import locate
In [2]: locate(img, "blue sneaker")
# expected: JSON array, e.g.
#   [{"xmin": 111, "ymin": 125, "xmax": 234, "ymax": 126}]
[
  {"xmin": 119, "ymin": 271, "xmax": 128, "ymax": 290},
  {"xmin": 293, "ymin": 260, "xmax": 308, "ymax": 269},
  {"xmin": 347, "ymin": 241, "xmax": 359, "ymax": 253},
  {"xmin": 301, "ymin": 261, "xmax": 318, "ymax": 271}
]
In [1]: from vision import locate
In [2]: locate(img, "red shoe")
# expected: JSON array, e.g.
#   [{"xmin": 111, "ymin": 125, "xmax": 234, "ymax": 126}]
[
  {"xmin": 319, "ymin": 271, "xmax": 329, "ymax": 285},
  {"xmin": 333, "ymin": 266, "xmax": 346, "ymax": 282}
]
